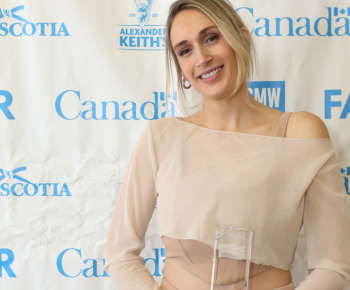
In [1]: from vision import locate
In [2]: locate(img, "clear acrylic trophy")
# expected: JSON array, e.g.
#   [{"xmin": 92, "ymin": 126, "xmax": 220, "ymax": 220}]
[{"xmin": 210, "ymin": 225, "xmax": 253, "ymax": 290}]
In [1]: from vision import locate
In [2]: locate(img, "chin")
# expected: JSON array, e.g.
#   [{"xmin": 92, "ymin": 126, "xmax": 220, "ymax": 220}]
[
  {"xmin": 197, "ymin": 84, "xmax": 229, "ymax": 99},
  {"xmin": 205, "ymin": 90, "xmax": 226, "ymax": 100}
]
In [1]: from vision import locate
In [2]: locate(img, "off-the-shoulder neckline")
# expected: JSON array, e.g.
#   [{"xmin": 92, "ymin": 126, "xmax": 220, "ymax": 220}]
[{"xmin": 173, "ymin": 117, "xmax": 333, "ymax": 142}]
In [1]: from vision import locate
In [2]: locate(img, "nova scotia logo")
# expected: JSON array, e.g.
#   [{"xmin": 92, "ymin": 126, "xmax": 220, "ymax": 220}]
[
  {"xmin": 0, "ymin": 166, "xmax": 30, "ymax": 183},
  {"xmin": 0, "ymin": 5, "xmax": 70, "ymax": 37},
  {"xmin": 0, "ymin": 166, "xmax": 72, "ymax": 197},
  {"xmin": 0, "ymin": 5, "xmax": 28, "ymax": 23},
  {"xmin": 117, "ymin": 0, "xmax": 164, "ymax": 50},
  {"xmin": 134, "ymin": 0, "xmax": 154, "ymax": 27}
]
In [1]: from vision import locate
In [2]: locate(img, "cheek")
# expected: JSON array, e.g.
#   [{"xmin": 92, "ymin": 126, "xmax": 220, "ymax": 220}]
[
  {"xmin": 227, "ymin": 50, "xmax": 238, "ymax": 69},
  {"xmin": 179, "ymin": 60, "xmax": 194, "ymax": 79},
  {"xmin": 219, "ymin": 42, "xmax": 237, "ymax": 64}
]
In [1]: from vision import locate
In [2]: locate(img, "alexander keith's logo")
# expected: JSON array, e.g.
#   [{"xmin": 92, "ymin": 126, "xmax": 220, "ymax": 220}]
[
  {"xmin": 117, "ymin": 0, "xmax": 164, "ymax": 50},
  {"xmin": 0, "ymin": 5, "xmax": 70, "ymax": 37},
  {"xmin": 134, "ymin": 0, "xmax": 154, "ymax": 28}
]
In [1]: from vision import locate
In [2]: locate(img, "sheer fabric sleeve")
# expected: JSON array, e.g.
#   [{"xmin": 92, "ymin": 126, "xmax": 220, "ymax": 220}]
[
  {"xmin": 104, "ymin": 122, "xmax": 160, "ymax": 290},
  {"xmin": 296, "ymin": 149, "xmax": 350, "ymax": 290}
]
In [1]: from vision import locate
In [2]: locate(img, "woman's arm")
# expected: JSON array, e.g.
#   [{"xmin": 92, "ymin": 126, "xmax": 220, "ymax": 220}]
[
  {"xmin": 104, "ymin": 122, "xmax": 161, "ymax": 289},
  {"xmin": 296, "ymin": 268, "xmax": 350, "ymax": 289},
  {"xmin": 295, "ymin": 150, "xmax": 350, "ymax": 289}
]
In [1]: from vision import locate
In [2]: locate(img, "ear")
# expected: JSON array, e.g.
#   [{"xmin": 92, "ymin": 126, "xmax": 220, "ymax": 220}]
[{"xmin": 241, "ymin": 27, "xmax": 251, "ymax": 46}]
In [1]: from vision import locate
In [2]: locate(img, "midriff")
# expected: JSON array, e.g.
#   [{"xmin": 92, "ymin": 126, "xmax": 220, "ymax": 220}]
[
  {"xmin": 161, "ymin": 236, "xmax": 292, "ymax": 290},
  {"xmin": 245, "ymin": 264, "xmax": 292, "ymax": 290}
]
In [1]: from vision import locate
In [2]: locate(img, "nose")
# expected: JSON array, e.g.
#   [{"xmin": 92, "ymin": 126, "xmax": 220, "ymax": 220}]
[{"xmin": 195, "ymin": 46, "xmax": 212, "ymax": 67}]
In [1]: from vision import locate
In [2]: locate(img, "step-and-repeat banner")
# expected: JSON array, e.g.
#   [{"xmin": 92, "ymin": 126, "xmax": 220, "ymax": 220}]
[{"xmin": 0, "ymin": 0, "xmax": 349, "ymax": 289}]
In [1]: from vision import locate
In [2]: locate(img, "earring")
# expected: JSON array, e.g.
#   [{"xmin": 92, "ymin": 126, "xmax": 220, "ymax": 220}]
[{"xmin": 182, "ymin": 77, "xmax": 191, "ymax": 89}]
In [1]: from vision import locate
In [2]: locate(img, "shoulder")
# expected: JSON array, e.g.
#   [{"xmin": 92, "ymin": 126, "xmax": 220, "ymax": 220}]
[
  {"xmin": 149, "ymin": 117, "xmax": 173, "ymax": 131},
  {"xmin": 287, "ymin": 111, "xmax": 331, "ymax": 139},
  {"xmin": 147, "ymin": 117, "xmax": 177, "ymax": 138}
]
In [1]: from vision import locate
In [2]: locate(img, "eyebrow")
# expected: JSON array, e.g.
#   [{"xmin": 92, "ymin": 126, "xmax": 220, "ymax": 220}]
[{"xmin": 172, "ymin": 25, "xmax": 217, "ymax": 51}]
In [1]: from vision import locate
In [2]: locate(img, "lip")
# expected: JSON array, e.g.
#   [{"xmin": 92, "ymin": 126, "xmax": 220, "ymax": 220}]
[{"xmin": 198, "ymin": 65, "xmax": 224, "ymax": 83}]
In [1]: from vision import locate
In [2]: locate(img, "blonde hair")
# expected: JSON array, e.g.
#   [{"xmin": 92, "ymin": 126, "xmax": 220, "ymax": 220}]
[{"xmin": 164, "ymin": 0, "xmax": 261, "ymax": 122}]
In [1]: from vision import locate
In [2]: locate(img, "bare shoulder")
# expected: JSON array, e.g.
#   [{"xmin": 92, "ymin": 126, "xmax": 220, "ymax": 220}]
[{"xmin": 287, "ymin": 111, "xmax": 331, "ymax": 139}]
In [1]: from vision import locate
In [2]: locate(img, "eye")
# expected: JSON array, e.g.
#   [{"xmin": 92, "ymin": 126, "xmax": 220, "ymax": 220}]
[
  {"xmin": 206, "ymin": 33, "xmax": 219, "ymax": 43},
  {"xmin": 179, "ymin": 48, "xmax": 191, "ymax": 57}
]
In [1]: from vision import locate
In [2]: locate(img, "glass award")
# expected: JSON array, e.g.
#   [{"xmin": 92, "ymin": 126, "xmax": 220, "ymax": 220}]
[{"xmin": 210, "ymin": 225, "xmax": 253, "ymax": 290}]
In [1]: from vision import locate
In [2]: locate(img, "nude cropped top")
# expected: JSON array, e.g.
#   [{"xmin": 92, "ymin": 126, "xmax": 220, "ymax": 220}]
[{"xmin": 104, "ymin": 112, "xmax": 350, "ymax": 290}]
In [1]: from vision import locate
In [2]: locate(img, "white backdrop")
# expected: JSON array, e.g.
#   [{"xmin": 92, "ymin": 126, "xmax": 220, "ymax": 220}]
[{"xmin": 0, "ymin": 0, "xmax": 349, "ymax": 289}]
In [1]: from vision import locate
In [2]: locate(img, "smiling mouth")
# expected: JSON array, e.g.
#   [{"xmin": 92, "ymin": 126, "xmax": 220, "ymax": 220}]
[{"xmin": 198, "ymin": 65, "xmax": 224, "ymax": 79}]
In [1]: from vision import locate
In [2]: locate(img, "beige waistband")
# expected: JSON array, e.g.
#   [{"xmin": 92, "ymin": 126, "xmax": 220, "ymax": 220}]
[
  {"xmin": 161, "ymin": 257, "xmax": 295, "ymax": 290},
  {"xmin": 161, "ymin": 275, "xmax": 295, "ymax": 290}
]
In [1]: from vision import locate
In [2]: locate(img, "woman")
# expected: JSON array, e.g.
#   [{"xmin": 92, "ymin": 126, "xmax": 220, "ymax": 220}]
[{"xmin": 104, "ymin": 0, "xmax": 350, "ymax": 289}]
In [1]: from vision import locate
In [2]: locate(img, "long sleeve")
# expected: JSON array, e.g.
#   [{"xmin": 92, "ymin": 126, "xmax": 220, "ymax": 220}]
[
  {"xmin": 296, "ymin": 149, "xmax": 350, "ymax": 290},
  {"xmin": 104, "ymin": 122, "xmax": 160, "ymax": 290}
]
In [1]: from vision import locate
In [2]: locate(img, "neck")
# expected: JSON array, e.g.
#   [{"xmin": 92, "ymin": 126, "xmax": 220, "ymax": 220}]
[{"xmin": 199, "ymin": 84, "xmax": 268, "ymax": 132}]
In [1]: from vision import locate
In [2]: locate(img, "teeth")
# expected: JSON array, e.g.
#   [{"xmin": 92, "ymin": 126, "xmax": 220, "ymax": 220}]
[{"xmin": 201, "ymin": 66, "xmax": 222, "ymax": 79}]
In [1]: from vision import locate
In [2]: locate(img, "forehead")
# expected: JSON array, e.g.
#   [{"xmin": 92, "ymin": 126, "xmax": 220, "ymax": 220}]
[{"xmin": 170, "ymin": 8, "xmax": 216, "ymax": 46}]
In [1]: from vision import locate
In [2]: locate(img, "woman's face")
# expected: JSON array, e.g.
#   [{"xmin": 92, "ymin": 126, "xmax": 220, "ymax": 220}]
[{"xmin": 170, "ymin": 8, "xmax": 248, "ymax": 100}]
